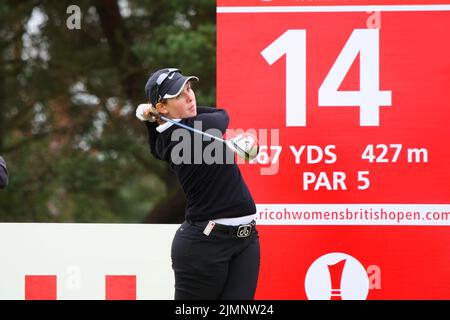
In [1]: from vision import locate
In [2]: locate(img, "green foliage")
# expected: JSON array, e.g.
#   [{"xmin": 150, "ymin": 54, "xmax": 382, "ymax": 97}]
[
  {"xmin": 0, "ymin": 0, "xmax": 215, "ymax": 222},
  {"xmin": 136, "ymin": 23, "xmax": 216, "ymax": 105}
]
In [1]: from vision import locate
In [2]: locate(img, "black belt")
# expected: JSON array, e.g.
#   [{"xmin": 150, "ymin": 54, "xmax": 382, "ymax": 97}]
[{"xmin": 188, "ymin": 220, "xmax": 256, "ymax": 238}]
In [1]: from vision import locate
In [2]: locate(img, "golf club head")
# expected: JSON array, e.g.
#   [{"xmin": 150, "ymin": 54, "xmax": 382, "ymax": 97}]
[{"xmin": 227, "ymin": 133, "xmax": 259, "ymax": 161}]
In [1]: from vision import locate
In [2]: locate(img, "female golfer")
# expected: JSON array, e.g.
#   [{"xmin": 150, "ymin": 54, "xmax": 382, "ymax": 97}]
[{"xmin": 138, "ymin": 68, "xmax": 260, "ymax": 300}]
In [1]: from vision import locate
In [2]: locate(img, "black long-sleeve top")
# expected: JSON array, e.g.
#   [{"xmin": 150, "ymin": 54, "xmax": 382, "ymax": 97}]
[
  {"xmin": 144, "ymin": 107, "xmax": 256, "ymax": 222},
  {"xmin": 0, "ymin": 156, "xmax": 9, "ymax": 188}
]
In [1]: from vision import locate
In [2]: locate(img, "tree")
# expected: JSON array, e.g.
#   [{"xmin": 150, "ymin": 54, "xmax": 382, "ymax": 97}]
[{"xmin": 0, "ymin": 0, "xmax": 216, "ymax": 223}]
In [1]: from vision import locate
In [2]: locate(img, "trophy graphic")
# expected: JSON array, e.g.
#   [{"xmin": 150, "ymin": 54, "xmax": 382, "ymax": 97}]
[{"xmin": 327, "ymin": 259, "xmax": 347, "ymax": 300}]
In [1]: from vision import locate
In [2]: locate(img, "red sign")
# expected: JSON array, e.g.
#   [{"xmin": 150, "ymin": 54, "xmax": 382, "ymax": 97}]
[
  {"xmin": 217, "ymin": 1, "xmax": 450, "ymax": 299},
  {"xmin": 105, "ymin": 275, "xmax": 137, "ymax": 300},
  {"xmin": 25, "ymin": 275, "xmax": 57, "ymax": 300}
]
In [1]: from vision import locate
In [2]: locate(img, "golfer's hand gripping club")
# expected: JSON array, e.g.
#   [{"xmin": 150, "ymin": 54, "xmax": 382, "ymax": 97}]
[
  {"xmin": 136, "ymin": 103, "xmax": 160, "ymax": 122},
  {"xmin": 136, "ymin": 103, "xmax": 259, "ymax": 161}
]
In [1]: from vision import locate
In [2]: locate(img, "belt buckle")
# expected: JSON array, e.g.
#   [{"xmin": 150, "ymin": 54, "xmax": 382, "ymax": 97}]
[{"xmin": 236, "ymin": 224, "xmax": 252, "ymax": 238}]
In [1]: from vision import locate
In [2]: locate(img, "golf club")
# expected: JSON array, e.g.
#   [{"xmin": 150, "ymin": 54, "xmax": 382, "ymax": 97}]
[{"xmin": 136, "ymin": 104, "xmax": 259, "ymax": 161}]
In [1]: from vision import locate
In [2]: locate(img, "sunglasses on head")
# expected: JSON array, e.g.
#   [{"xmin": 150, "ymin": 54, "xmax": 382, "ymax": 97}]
[{"xmin": 151, "ymin": 68, "xmax": 180, "ymax": 104}]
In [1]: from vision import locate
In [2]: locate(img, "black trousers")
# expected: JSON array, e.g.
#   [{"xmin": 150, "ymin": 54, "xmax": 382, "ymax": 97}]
[{"xmin": 171, "ymin": 220, "xmax": 260, "ymax": 300}]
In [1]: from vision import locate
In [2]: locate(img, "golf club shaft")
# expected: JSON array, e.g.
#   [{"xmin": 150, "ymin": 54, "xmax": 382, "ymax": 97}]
[{"xmin": 159, "ymin": 115, "xmax": 227, "ymax": 144}]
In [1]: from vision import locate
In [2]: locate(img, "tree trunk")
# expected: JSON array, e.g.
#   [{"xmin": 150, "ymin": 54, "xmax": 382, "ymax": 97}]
[
  {"xmin": 95, "ymin": 0, "xmax": 185, "ymax": 223},
  {"xmin": 95, "ymin": 0, "xmax": 145, "ymax": 102}
]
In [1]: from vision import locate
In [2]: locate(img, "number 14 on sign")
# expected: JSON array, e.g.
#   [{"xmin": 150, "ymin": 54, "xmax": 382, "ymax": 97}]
[{"xmin": 261, "ymin": 29, "xmax": 392, "ymax": 127}]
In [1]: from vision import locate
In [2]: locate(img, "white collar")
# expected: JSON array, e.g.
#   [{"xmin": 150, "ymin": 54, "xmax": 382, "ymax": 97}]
[{"xmin": 156, "ymin": 118, "xmax": 181, "ymax": 133}]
